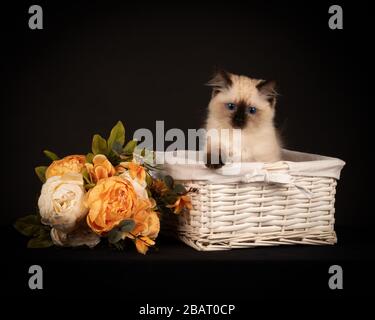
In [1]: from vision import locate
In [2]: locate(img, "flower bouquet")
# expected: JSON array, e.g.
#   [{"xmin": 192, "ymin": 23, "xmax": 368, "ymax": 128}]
[{"xmin": 14, "ymin": 121, "xmax": 192, "ymax": 254}]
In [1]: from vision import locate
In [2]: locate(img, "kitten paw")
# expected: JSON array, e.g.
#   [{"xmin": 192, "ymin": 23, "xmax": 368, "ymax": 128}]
[
  {"xmin": 205, "ymin": 163, "xmax": 224, "ymax": 169},
  {"xmin": 205, "ymin": 153, "xmax": 225, "ymax": 169}
]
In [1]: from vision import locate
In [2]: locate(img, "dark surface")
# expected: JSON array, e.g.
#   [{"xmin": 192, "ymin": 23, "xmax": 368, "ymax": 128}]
[
  {"xmin": 1, "ymin": 1, "xmax": 372, "ymax": 229},
  {"xmin": 2, "ymin": 226, "xmax": 374, "ymax": 300},
  {"xmin": 1, "ymin": 0, "xmax": 373, "ymax": 306},
  {"xmin": 5, "ymin": 226, "xmax": 373, "ymax": 262}
]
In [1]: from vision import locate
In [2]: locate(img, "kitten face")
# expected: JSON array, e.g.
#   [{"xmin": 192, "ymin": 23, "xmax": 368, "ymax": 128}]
[{"xmin": 206, "ymin": 70, "xmax": 277, "ymax": 130}]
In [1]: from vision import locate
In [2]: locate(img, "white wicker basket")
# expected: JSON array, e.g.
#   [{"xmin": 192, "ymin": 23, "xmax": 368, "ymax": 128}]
[{"xmin": 161, "ymin": 149, "xmax": 345, "ymax": 251}]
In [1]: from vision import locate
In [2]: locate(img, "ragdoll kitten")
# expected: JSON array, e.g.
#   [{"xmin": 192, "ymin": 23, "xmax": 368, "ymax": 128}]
[{"xmin": 205, "ymin": 70, "xmax": 281, "ymax": 168}]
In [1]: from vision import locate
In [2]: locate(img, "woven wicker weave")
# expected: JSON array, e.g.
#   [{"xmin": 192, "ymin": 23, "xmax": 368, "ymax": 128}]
[{"xmin": 161, "ymin": 150, "xmax": 345, "ymax": 251}]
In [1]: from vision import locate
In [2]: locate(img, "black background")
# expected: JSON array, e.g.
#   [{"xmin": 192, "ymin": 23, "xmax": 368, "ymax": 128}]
[{"xmin": 1, "ymin": 0, "xmax": 373, "ymax": 303}]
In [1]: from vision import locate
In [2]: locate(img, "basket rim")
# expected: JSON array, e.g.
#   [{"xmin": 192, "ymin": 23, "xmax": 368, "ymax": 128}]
[{"xmin": 158, "ymin": 149, "xmax": 345, "ymax": 182}]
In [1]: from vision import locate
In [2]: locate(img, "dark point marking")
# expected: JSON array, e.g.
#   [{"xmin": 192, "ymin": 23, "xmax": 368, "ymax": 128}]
[
  {"xmin": 256, "ymin": 80, "xmax": 277, "ymax": 105},
  {"xmin": 205, "ymin": 151, "xmax": 225, "ymax": 169},
  {"xmin": 207, "ymin": 68, "xmax": 232, "ymax": 96},
  {"xmin": 231, "ymin": 100, "xmax": 248, "ymax": 129}
]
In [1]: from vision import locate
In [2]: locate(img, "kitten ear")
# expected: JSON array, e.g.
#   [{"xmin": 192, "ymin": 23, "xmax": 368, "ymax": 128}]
[
  {"xmin": 257, "ymin": 80, "xmax": 277, "ymax": 107},
  {"xmin": 206, "ymin": 69, "xmax": 233, "ymax": 96}
]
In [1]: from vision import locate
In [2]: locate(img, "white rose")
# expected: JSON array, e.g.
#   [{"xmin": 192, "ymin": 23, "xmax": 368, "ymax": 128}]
[
  {"xmin": 119, "ymin": 171, "xmax": 148, "ymax": 200},
  {"xmin": 38, "ymin": 172, "xmax": 87, "ymax": 233}
]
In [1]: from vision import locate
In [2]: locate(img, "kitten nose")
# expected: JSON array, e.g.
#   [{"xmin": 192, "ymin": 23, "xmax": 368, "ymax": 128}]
[
  {"xmin": 232, "ymin": 116, "xmax": 246, "ymax": 128},
  {"xmin": 231, "ymin": 105, "xmax": 247, "ymax": 128}
]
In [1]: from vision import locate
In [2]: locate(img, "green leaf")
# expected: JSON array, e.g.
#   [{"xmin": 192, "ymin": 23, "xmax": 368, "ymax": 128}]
[
  {"xmin": 119, "ymin": 154, "xmax": 133, "ymax": 162},
  {"xmin": 144, "ymin": 162, "xmax": 162, "ymax": 172},
  {"xmin": 14, "ymin": 215, "xmax": 41, "ymax": 237},
  {"xmin": 86, "ymin": 152, "xmax": 94, "ymax": 163},
  {"xmin": 163, "ymin": 175, "xmax": 174, "ymax": 189},
  {"xmin": 43, "ymin": 150, "xmax": 59, "ymax": 161},
  {"xmin": 147, "ymin": 188, "xmax": 152, "ymax": 198},
  {"xmin": 84, "ymin": 183, "xmax": 96, "ymax": 190},
  {"xmin": 107, "ymin": 229, "xmax": 123, "ymax": 244},
  {"xmin": 92, "ymin": 134, "xmax": 108, "ymax": 155},
  {"xmin": 27, "ymin": 234, "xmax": 53, "ymax": 248},
  {"xmin": 123, "ymin": 140, "xmax": 137, "ymax": 155},
  {"xmin": 163, "ymin": 193, "xmax": 178, "ymax": 204},
  {"xmin": 118, "ymin": 219, "xmax": 135, "ymax": 233},
  {"xmin": 107, "ymin": 121, "xmax": 125, "ymax": 152},
  {"xmin": 113, "ymin": 241, "xmax": 125, "ymax": 251},
  {"xmin": 145, "ymin": 173, "xmax": 153, "ymax": 187},
  {"xmin": 82, "ymin": 169, "xmax": 91, "ymax": 184},
  {"xmin": 35, "ymin": 166, "xmax": 47, "ymax": 183},
  {"xmin": 111, "ymin": 141, "xmax": 123, "ymax": 155},
  {"xmin": 173, "ymin": 184, "xmax": 187, "ymax": 195}
]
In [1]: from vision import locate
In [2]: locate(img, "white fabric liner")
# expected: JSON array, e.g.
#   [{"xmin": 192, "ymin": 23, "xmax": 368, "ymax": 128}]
[{"xmin": 159, "ymin": 149, "xmax": 345, "ymax": 182}]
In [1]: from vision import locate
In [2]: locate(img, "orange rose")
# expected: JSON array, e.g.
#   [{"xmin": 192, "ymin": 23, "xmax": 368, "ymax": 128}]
[
  {"xmin": 85, "ymin": 176, "xmax": 138, "ymax": 235},
  {"xmin": 135, "ymin": 236, "xmax": 156, "ymax": 255},
  {"xmin": 116, "ymin": 161, "xmax": 146, "ymax": 183},
  {"xmin": 128, "ymin": 198, "xmax": 160, "ymax": 254},
  {"xmin": 85, "ymin": 154, "xmax": 116, "ymax": 183},
  {"xmin": 45, "ymin": 155, "xmax": 86, "ymax": 179},
  {"xmin": 167, "ymin": 195, "xmax": 192, "ymax": 214}
]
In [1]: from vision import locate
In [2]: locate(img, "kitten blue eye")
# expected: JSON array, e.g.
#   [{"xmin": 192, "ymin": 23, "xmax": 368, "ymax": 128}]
[
  {"xmin": 226, "ymin": 103, "xmax": 236, "ymax": 111},
  {"xmin": 248, "ymin": 106, "xmax": 257, "ymax": 114}
]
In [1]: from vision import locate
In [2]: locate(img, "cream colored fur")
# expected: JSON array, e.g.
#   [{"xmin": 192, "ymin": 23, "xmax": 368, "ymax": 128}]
[{"xmin": 205, "ymin": 73, "xmax": 281, "ymax": 163}]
